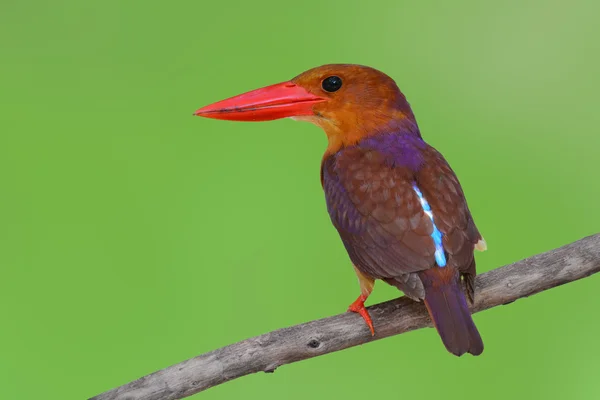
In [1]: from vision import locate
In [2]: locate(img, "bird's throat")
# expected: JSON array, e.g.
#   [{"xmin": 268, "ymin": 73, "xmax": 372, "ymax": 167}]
[{"xmin": 318, "ymin": 111, "xmax": 420, "ymax": 157}]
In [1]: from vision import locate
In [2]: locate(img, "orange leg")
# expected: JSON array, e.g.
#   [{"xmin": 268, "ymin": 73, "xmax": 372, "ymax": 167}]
[{"xmin": 348, "ymin": 265, "xmax": 375, "ymax": 336}]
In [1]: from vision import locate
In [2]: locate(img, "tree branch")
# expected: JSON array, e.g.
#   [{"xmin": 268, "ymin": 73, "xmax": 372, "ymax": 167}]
[{"xmin": 91, "ymin": 233, "xmax": 600, "ymax": 400}]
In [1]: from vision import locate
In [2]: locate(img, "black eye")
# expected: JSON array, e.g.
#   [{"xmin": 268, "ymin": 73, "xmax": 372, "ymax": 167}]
[{"xmin": 322, "ymin": 76, "xmax": 342, "ymax": 92}]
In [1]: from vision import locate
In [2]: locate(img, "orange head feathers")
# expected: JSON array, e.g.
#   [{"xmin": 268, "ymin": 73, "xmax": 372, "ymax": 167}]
[{"xmin": 194, "ymin": 64, "xmax": 420, "ymax": 155}]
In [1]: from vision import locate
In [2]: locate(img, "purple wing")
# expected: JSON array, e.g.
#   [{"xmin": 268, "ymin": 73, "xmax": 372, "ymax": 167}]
[
  {"xmin": 322, "ymin": 144, "xmax": 482, "ymax": 300},
  {"xmin": 417, "ymin": 146, "xmax": 483, "ymax": 300}
]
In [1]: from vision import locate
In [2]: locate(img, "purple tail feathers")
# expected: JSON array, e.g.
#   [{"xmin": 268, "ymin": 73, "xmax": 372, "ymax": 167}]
[{"xmin": 423, "ymin": 277, "xmax": 484, "ymax": 356}]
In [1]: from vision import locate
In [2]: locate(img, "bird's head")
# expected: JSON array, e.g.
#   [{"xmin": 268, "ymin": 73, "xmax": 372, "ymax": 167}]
[{"xmin": 195, "ymin": 64, "xmax": 419, "ymax": 154}]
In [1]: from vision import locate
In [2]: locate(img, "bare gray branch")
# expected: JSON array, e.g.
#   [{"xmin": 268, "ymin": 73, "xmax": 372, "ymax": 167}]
[{"xmin": 91, "ymin": 233, "xmax": 600, "ymax": 400}]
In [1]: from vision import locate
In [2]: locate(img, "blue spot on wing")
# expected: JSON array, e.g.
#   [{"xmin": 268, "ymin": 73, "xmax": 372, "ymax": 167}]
[{"xmin": 412, "ymin": 184, "xmax": 447, "ymax": 267}]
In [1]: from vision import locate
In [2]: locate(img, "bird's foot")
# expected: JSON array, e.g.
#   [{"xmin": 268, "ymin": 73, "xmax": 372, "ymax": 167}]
[{"xmin": 348, "ymin": 294, "xmax": 375, "ymax": 336}]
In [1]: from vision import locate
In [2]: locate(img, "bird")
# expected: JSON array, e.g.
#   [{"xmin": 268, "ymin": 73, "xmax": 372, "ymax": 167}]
[{"xmin": 194, "ymin": 64, "xmax": 487, "ymax": 356}]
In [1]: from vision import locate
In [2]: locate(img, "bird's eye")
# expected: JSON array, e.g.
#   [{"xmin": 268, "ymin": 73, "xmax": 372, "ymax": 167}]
[{"xmin": 322, "ymin": 76, "xmax": 342, "ymax": 92}]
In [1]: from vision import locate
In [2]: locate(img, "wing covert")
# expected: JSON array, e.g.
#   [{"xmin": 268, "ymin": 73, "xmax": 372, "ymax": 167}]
[{"xmin": 322, "ymin": 147, "xmax": 436, "ymax": 280}]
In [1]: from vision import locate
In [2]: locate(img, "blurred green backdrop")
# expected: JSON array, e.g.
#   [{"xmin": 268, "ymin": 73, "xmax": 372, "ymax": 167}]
[{"xmin": 1, "ymin": 0, "xmax": 599, "ymax": 399}]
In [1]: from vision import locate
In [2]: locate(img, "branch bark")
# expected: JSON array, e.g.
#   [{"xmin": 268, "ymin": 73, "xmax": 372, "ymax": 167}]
[{"xmin": 91, "ymin": 233, "xmax": 600, "ymax": 400}]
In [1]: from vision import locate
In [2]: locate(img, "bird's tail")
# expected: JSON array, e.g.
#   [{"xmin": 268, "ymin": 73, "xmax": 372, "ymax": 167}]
[{"xmin": 420, "ymin": 268, "xmax": 484, "ymax": 357}]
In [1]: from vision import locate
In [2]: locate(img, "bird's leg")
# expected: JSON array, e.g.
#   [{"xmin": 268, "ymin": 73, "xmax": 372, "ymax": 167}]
[
  {"xmin": 348, "ymin": 295, "xmax": 374, "ymax": 336},
  {"xmin": 348, "ymin": 265, "xmax": 375, "ymax": 336}
]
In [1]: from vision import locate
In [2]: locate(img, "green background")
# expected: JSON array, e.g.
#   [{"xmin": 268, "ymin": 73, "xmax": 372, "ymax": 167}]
[{"xmin": 1, "ymin": 0, "xmax": 599, "ymax": 399}]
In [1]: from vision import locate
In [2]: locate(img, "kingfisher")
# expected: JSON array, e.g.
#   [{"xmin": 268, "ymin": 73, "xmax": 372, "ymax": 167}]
[{"xmin": 194, "ymin": 64, "xmax": 487, "ymax": 356}]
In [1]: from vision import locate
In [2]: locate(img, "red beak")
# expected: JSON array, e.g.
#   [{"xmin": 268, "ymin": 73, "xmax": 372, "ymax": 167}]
[{"xmin": 194, "ymin": 81, "xmax": 326, "ymax": 121}]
